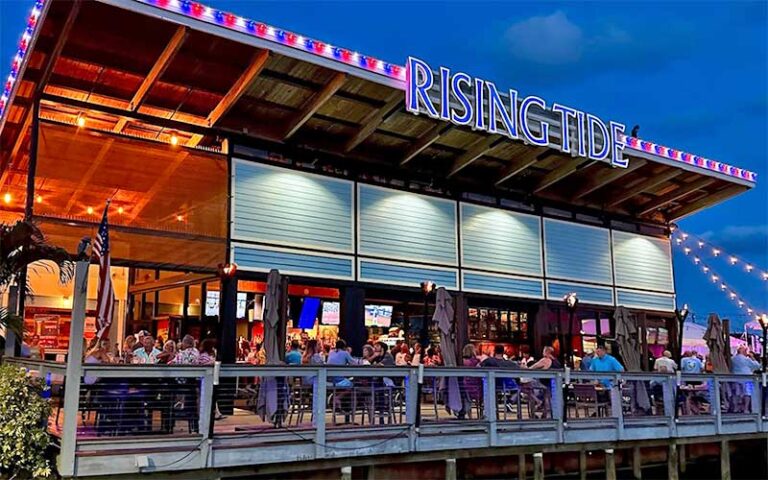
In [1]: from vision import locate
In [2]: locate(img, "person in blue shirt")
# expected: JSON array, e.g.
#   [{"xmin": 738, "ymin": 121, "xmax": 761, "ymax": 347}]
[
  {"xmin": 731, "ymin": 346, "xmax": 760, "ymax": 375},
  {"xmin": 285, "ymin": 340, "xmax": 302, "ymax": 365},
  {"xmin": 680, "ymin": 351, "xmax": 704, "ymax": 374},
  {"xmin": 327, "ymin": 339, "xmax": 356, "ymax": 386},
  {"xmin": 589, "ymin": 345, "xmax": 624, "ymax": 388}
]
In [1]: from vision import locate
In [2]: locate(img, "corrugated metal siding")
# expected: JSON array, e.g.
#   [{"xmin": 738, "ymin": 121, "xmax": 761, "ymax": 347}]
[
  {"xmin": 460, "ymin": 203, "xmax": 542, "ymax": 276},
  {"xmin": 358, "ymin": 185, "xmax": 457, "ymax": 266},
  {"xmin": 232, "ymin": 160, "xmax": 354, "ymax": 252},
  {"xmin": 616, "ymin": 289, "xmax": 675, "ymax": 312},
  {"xmin": 544, "ymin": 219, "xmax": 612, "ymax": 285},
  {"xmin": 234, "ymin": 244, "xmax": 354, "ymax": 280},
  {"xmin": 612, "ymin": 231, "xmax": 674, "ymax": 293},
  {"xmin": 546, "ymin": 281, "xmax": 615, "ymax": 306},
  {"xmin": 462, "ymin": 270, "xmax": 543, "ymax": 298},
  {"xmin": 359, "ymin": 259, "xmax": 458, "ymax": 289}
]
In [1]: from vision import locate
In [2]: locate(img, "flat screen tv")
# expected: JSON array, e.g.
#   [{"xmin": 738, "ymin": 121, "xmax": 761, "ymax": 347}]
[
  {"xmin": 321, "ymin": 301, "xmax": 340, "ymax": 325},
  {"xmin": 298, "ymin": 297, "xmax": 321, "ymax": 330},
  {"xmin": 365, "ymin": 305, "xmax": 393, "ymax": 328},
  {"xmin": 205, "ymin": 291, "xmax": 248, "ymax": 318}
]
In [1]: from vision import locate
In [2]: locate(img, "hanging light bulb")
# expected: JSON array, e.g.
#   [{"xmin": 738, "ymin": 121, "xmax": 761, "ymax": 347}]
[
  {"xmin": 176, "ymin": 214, "xmax": 184, "ymax": 222},
  {"xmin": 729, "ymin": 256, "xmax": 737, "ymax": 265},
  {"xmin": 747, "ymin": 308, "xmax": 754, "ymax": 314},
  {"xmin": 682, "ymin": 233, "xmax": 689, "ymax": 240},
  {"xmin": 169, "ymin": 131, "xmax": 179, "ymax": 146},
  {"xmin": 694, "ymin": 257, "xmax": 701, "ymax": 264},
  {"xmin": 35, "ymin": 194, "xmax": 42, "ymax": 204},
  {"xmin": 713, "ymin": 248, "xmax": 721, "ymax": 256},
  {"xmin": 76, "ymin": 112, "xmax": 86, "ymax": 128},
  {"xmin": 762, "ymin": 273, "xmax": 768, "ymax": 281},
  {"xmin": 675, "ymin": 238, "xmax": 683, "ymax": 244},
  {"xmin": 87, "ymin": 206, "xmax": 94, "ymax": 215},
  {"xmin": 729, "ymin": 292, "xmax": 736, "ymax": 299},
  {"xmin": 738, "ymin": 301, "xmax": 744, "ymax": 307},
  {"xmin": 117, "ymin": 206, "xmax": 124, "ymax": 215},
  {"xmin": 720, "ymin": 283, "xmax": 727, "ymax": 290},
  {"xmin": 746, "ymin": 264, "xmax": 753, "ymax": 272},
  {"xmin": 697, "ymin": 241, "xmax": 704, "ymax": 248},
  {"xmin": 703, "ymin": 266, "xmax": 709, "ymax": 273},
  {"xmin": 684, "ymin": 247, "xmax": 691, "ymax": 254}
]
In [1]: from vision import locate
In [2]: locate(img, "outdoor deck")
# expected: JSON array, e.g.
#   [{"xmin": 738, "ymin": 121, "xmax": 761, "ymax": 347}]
[{"xmin": 7, "ymin": 358, "xmax": 768, "ymax": 478}]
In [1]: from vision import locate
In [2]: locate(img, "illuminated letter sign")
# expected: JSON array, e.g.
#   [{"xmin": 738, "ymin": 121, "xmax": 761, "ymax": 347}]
[{"xmin": 405, "ymin": 56, "xmax": 627, "ymax": 168}]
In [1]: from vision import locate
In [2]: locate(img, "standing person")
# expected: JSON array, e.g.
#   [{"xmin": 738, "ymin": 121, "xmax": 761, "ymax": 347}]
[
  {"xmin": 653, "ymin": 350, "xmax": 677, "ymax": 373},
  {"xmin": 285, "ymin": 340, "xmax": 302, "ymax": 365},
  {"xmin": 589, "ymin": 345, "xmax": 625, "ymax": 388},
  {"xmin": 680, "ymin": 351, "xmax": 704, "ymax": 374},
  {"xmin": 459, "ymin": 344, "xmax": 482, "ymax": 419},
  {"xmin": 171, "ymin": 335, "xmax": 200, "ymax": 365},
  {"xmin": 731, "ymin": 346, "xmax": 760, "ymax": 374},
  {"xmin": 156, "ymin": 340, "xmax": 177, "ymax": 364},
  {"xmin": 133, "ymin": 335, "xmax": 161, "ymax": 364},
  {"xmin": 372, "ymin": 342, "xmax": 395, "ymax": 366},
  {"xmin": 729, "ymin": 346, "xmax": 760, "ymax": 413},
  {"xmin": 197, "ymin": 339, "xmax": 217, "ymax": 365}
]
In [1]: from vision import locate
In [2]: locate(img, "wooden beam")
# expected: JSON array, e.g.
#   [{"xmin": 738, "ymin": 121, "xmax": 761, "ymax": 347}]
[
  {"xmin": 127, "ymin": 26, "xmax": 188, "ymax": 113},
  {"xmin": 35, "ymin": 0, "xmax": 81, "ymax": 96},
  {"xmin": 667, "ymin": 184, "xmax": 746, "ymax": 220},
  {"xmin": 125, "ymin": 152, "xmax": 190, "ymax": 224},
  {"xmin": 495, "ymin": 147, "xmax": 547, "ymax": 186},
  {"xmin": 533, "ymin": 158, "xmax": 594, "ymax": 193},
  {"xmin": 571, "ymin": 159, "xmax": 648, "ymax": 200},
  {"xmin": 399, "ymin": 124, "xmax": 450, "ymax": 166},
  {"xmin": 448, "ymin": 135, "xmax": 501, "ymax": 178},
  {"xmin": 63, "ymin": 139, "xmax": 115, "ymax": 215},
  {"xmin": 186, "ymin": 133, "xmax": 204, "ymax": 148},
  {"xmin": 0, "ymin": 109, "xmax": 34, "ymax": 190},
  {"xmin": 636, "ymin": 177, "xmax": 716, "ymax": 216},
  {"xmin": 604, "ymin": 169, "xmax": 682, "ymax": 208},
  {"xmin": 343, "ymin": 91, "xmax": 402, "ymax": 152},
  {"xmin": 206, "ymin": 50, "xmax": 270, "ymax": 127},
  {"xmin": 284, "ymin": 72, "xmax": 346, "ymax": 140}
]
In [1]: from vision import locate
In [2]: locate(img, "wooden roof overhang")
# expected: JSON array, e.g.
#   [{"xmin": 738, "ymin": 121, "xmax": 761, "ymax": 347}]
[{"xmin": 0, "ymin": 0, "xmax": 756, "ymax": 227}]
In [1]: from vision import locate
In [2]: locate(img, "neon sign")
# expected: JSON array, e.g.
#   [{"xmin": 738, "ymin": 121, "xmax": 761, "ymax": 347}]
[{"xmin": 405, "ymin": 56, "xmax": 628, "ymax": 168}]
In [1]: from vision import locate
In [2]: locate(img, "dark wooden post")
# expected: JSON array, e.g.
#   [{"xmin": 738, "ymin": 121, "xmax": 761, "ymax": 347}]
[
  {"xmin": 340, "ymin": 286, "xmax": 366, "ymax": 356},
  {"xmin": 454, "ymin": 292, "xmax": 468, "ymax": 354},
  {"xmin": 722, "ymin": 318, "xmax": 732, "ymax": 370},
  {"xmin": 217, "ymin": 274, "xmax": 238, "ymax": 364},
  {"xmin": 278, "ymin": 276, "xmax": 289, "ymax": 361},
  {"xmin": 640, "ymin": 312, "xmax": 649, "ymax": 370}
]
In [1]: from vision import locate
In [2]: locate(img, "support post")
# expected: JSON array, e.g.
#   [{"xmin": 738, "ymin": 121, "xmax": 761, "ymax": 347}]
[
  {"xmin": 632, "ymin": 446, "xmax": 642, "ymax": 480},
  {"xmin": 341, "ymin": 466, "xmax": 352, "ymax": 480},
  {"xmin": 406, "ymin": 367, "xmax": 419, "ymax": 451},
  {"xmin": 3, "ymin": 285, "xmax": 19, "ymax": 357},
  {"xmin": 720, "ymin": 440, "xmax": 730, "ymax": 480},
  {"xmin": 217, "ymin": 273, "xmax": 237, "ymax": 364},
  {"xmin": 314, "ymin": 368, "xmax": 327, "ymax": 458},
  {"xmin": 605, "ymin": 449, "xmax": 616, "ymax": 480},
  {"xmin": 484, "ymin": 370, "xmax": 497, "ymax": 446},
  {"xmin": 533, "ymin": 452, "xmax": 544, "ymax": 480},
  {"xmin": 445, "ymin": 458, "xmax": 457, "ymax": 480},
  {"xmin": 679, "ymin": 443, "xmax": 687, "ymax": 474},
  {"xmin": 668, "ymin": 441, "xmax": 679, "ymax": 480},
  {"xmin": 57, "ymin": 260, "xmax": 89, "ymax": 477},
  {"xmin": 519, "ymin": 454, "xmax": 527, "ymax": 480},
  {"xmin": 340, "ymin": 286, "xmax": 366, "ymax": 356},
  {"xmin": 579, "ymin": 450, "xmax": 587, "ymax": 480}
]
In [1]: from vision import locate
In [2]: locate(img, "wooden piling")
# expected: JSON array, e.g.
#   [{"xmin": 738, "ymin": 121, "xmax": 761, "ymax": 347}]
[
  {"xmin": 519, "ymin": 454, "xmax": 526, "ymax": 480},
  {"xmin": 533, "ymin": 452, "xmax": 544, "ymax": 480},
  {"xmin": 721, "ymin": 440, "xmax": 731, "ymax": 480},
  {"xmin": 632, "ymin": 446, "xmax": 642, "ymax": 480},
  {"xmin": 579, "ymin": 450, "xmax": 587, "ymax": 480},
  {"xmin": 605, "ymin": 449, "xmax": 616, "ymax": 480},
  {"xmin": 679, "ymin": 444, "xmax": 687, "ymax": 474},
  {"xmin": 341, "ymin": 466, "xmax": 352, "ymax": 480},
  {"xmin": 668, "ymin": 442, "xmax": 679, "ymax": 480},
  {"xmin": 445, "ymin": 458, "xmax": 457, "ymax": 480}
]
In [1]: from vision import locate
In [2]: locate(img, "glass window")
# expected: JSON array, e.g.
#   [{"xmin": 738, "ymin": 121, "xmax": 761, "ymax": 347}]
[
  {"xmin": 158, "ymin": 287, "xmax": 185, "ymax": 316},
  {"xmin": 188, "ymin": 284, "xmax": 202, "ymax": 318}
]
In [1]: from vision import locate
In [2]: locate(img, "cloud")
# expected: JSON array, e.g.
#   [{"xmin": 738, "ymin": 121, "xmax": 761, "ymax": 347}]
[
  {"xmin": 504, "ymin": 11, "xmax": 584, "ymax": 65},
  {"xmin": 700, "ymin": 225, "xmax": 768, "ymax": 258},
  {"xmin": 495, "ymin": 11, "xmax": 695, "ymax": 85}
]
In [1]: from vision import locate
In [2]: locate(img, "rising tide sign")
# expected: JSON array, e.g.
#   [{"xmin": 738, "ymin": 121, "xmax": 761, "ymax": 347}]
[{"xmin": 405, "ymin": 57, "xmax": 628, "ymax": 168}]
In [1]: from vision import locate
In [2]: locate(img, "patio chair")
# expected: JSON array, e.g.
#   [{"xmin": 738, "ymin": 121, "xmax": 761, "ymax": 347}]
[{"xmin": 572, "ymin": 383, "xmax": 610, "ymax": 418}]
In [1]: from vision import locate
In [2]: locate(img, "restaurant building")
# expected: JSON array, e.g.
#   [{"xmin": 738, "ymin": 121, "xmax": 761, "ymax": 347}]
[{"xmin": 0, "ymin": 0, "xmax": 757, "ymax": 363}]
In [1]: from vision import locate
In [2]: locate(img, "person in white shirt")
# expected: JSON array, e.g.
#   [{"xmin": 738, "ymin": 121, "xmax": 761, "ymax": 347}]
[
  {"xmin": 653, "ymin": 350, "xmax": 677, "ymax": 373},
  {"xmin": 133, "ymin": 335, "xmax": 161, "ymax": 364}
]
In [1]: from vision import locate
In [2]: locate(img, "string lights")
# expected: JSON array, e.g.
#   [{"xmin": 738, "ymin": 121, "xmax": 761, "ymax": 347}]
[
  {"xmin": 674, "ymin": 236, "xmax": 766, "ymax": 321},
  {"xmin": 678, "ymin": 229, "xmax": 768, "ymax": 283}
]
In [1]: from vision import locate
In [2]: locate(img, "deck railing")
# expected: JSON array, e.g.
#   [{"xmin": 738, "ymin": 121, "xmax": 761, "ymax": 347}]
[{"xmin": 5, "ymin": 358, "xmax": 768, "ymax": 477}]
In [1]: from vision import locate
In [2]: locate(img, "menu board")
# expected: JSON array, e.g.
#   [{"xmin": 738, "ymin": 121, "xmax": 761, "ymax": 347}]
[{"xmin": 38, "ymin": 314, "xmax": 60, "ymax": 348}]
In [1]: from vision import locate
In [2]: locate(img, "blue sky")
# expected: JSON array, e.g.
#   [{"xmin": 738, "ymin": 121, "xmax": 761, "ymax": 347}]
[{"xmin": 1, "ymin": 1, "xmax": 766, "ymax": 327}]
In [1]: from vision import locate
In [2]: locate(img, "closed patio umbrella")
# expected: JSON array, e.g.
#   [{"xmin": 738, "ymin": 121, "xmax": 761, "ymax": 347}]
[
  {"xmin": 614, "ymin": 306, "xmax": 650, "ymax": 412},
  {"xmin": 434, "ymin": 287, "xmax": 462, "ymax": 413},
  {"xmin": 704, "ymin": 313, "xmax": 728, "ymax": 373},
  {"xmin": 257, "ymin": 269, "xmax": 284, "ymax": 424}
]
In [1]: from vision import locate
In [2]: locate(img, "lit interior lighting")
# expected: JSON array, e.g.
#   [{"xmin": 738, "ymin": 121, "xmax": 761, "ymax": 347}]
[
  {"xmin": 169, "ymin": 131, "xmax": 179, "ymax": 146},
  {"xmin": 76, "ymin": 113, "xmax": 86, "ymax": 128},
  {"xmin": 35, "ymin": 194, "xmax": 42, "ymax": 203},
  {"xmin": 176, "ymin": 214, "xmax": 184, "ymax": 222},
  {"xmin": 2, "ymin": 192, "xmax": 10, "ymax": 204},
  {"xmin": 87, "ymin": 206, "xmax": 94, "ymax": 215},
  {"xmin": 117, "ymin": 206, "xmax": 124, "ymax": 214}
]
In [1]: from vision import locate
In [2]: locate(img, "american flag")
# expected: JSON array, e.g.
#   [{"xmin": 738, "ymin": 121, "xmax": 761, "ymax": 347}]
[{"xmin": 93, "ymin": 201, "xmax": 115, "ymax": 340}]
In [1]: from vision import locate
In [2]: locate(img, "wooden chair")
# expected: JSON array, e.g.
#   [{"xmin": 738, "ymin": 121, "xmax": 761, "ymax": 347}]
[{"xmin": 572, "ymin": 383, "xmax": 610, "ymax": 418}]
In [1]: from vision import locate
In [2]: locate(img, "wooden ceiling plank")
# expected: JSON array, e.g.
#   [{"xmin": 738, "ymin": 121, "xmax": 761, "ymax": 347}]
[
  {"xmin": 604, "ymin": 169, "xmax": 683, "ymax": 208},
  {"xmin": 343, "ymin": 91, "xmax": 403, "ymax": 152},
  {"xmin": 571, "ymin": 159, "xmax": 648, "ymax": 200},
  {"xmin": 206, "ymin": 50, "xmax": 270, "ymax": 127},
  {"xmin": 35, "ymin": 0, "xmax": 81, "ymax": 97},
  {"xmin": 63, "ymin": 139, "xmax": 115, "ymax": 215},
  {"xmin": 283, "ymin": 72, "xmax": 347, "ymax": 140},
  {"xmin": 399, "ymin": 124, "xmax": 451, "ymax": 166},
  {"xmin": 667, "ymin": 185, "xmax": 747, "ymax": 221},
  {"xmin": 495, "ymin": 147, "xmax": 548, "ymax": 186},
  {"xmin": 125, "ymin": 151, "xmax": 191, "ymax": 225},
  {"xmin": 128, "ymin": 26, "xmax": 188, "ymax": 113},
  {"xmin": 533, "ymin": 158, "xmax": 595, "ymax": 193},
  {"xmin": 448, "ymin": 135, "xmax": 501, "ymax": 178},
  {"xmin": 636, "ymin": 177, "xmax": 716, "ymax": 216}
]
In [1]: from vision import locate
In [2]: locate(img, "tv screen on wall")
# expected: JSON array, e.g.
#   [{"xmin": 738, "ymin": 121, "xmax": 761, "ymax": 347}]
[{"xmin": 365, "ymin": 305, "xmax": 393, "ymax": 328}]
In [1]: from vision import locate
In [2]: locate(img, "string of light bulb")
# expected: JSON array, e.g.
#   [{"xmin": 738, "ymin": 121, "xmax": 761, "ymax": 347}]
[
  {"xmin": 672, "ymin": 228, "xmax": 768, "ymax": 283},
  {"xmin": 673, "ymin": 238, "xmax": 766, "ymax": 321}
]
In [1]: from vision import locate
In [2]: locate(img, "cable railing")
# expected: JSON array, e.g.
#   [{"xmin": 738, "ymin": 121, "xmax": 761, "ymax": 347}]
[{"xmin": 4, "ymin": 358, "xmax": 768, "ymax": 476}]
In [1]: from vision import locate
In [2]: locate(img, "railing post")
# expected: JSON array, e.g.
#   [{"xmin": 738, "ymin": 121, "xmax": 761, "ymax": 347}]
[
  {"xmin": 663, "ymin": 376, "xmax": 677, "ymax": 436},
  {"xmin": 484, "ymin": 370, "xmax": 497, "ymax": 446},
  {"xmin": 314, "ymin": 367, "xmax": 327, "ymax": 458},
  {"xmin": 610, "ymin": 375, "xmax": 623, "ymax": 440},
  {"xmin": 198, "ymin": 367, "xmax": 215, "ymax": 467},
  {"xmin": 552, "ymin": 372, "xmax": 564, "ymax": 443},
  {"xmin": 406, "ymin": 368, "xmax": 419, "ymax": 451},
  {"xmin": 750, "ymin": 376, "xmax": 761, "ymax": 428},
  {"xmin": 57, "ymin": 260, "xmax": 89, "ymax": 478},
  {"xmin": 712, "ymin": 377, "xmax": 722, "ymax": 434}
]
